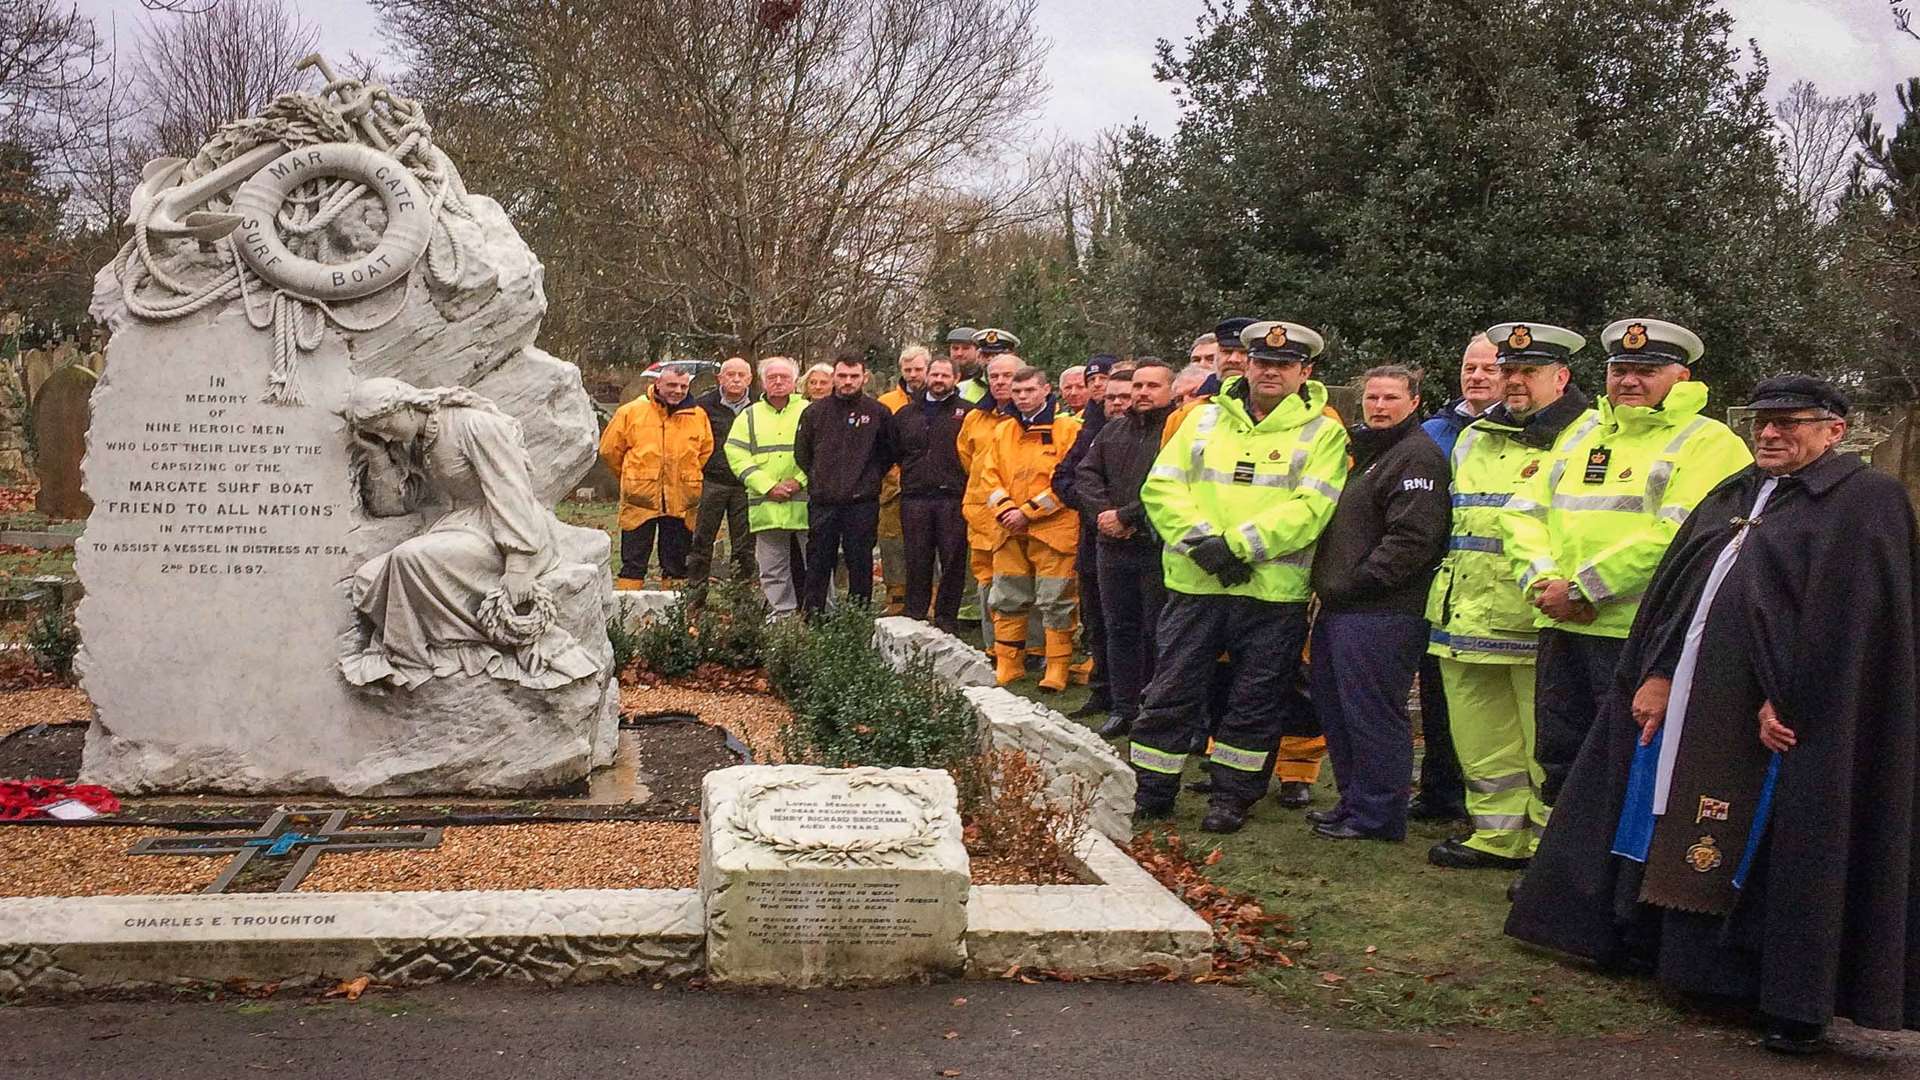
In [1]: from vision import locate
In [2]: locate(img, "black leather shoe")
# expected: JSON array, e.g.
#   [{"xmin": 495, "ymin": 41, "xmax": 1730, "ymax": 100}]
[
  {"xmin": 1506, "ymin": 873, "xmax": 1525, "ymax": 902},
  {"xmin": 1304, "ymin": 808, "xmax": 1346, "ymax": 827},
  {"xmin": 1275, "ymin": 781, "xmax": 1313, "ymax": 809},
  {"xmin": 1407, "ymin": 799, "xmax": 1468, "ymax": 823},
  {"xmin": 1313, "ymin": 821, "xmax": 1400, "ymax": 842},
  {"xmin": 1097, "ymin": 715, "xmax": 1131, "ymax": 738},
  {"xmin": 1185, "ymin": 778, "xmax": 1215, "ymax": 794},
  {"xmin": 1427, "ymin": 837, "xmax": 1530, "ymax": 870},
  {"xmin": 1134, "ymin": 802, "xmax": 1175, "ymax": 823},
  {"xmin": 1200, "ymin": 803, "xmax": 1250, "ymax": 834},
  {"xmin": 1762, "ymin": 1016, "xmax": 1827, "ymax": 1055}
]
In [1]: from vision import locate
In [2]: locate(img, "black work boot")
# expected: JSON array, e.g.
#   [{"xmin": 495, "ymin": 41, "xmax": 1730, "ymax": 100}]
[
  {"xmin": 1275, "ymin": 781, "xmax": 1313, "ymax": 809},
  {"xmin": 1761, "ymin": 1016, "xmax": 1827, "ymax": 1055},
  {"xmin": 1097, "ymin": 714, "xmax": 1131, "ymax": 738},
  {"xmin": 1200, "ymin": 801, "xmax": 1251, "ymax": 834},
  {"xmin": 1134, "ymin": 801, "xmax": 1176, "ymax": 823}
]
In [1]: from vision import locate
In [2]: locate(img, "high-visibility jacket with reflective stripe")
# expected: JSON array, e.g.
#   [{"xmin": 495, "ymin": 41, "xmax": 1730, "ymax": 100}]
[
  {"xmin": 958, "ymin": 403, "xmax": 1006, "ymax": 550},
  {"xmin": 1501, "ymin": 382, "xmax": 1752, "ymax": 639},
  {"xmin": 1143, "ymin": 379, "xmax": 1347, "ymax": 602},
  {"xmin": 958, "ymin": 376, "xmax": 988, "ymax": 404},
  {"xmin": 1426, "ymin": 404, "xmax": 1599, "ymax": 664},
  {"xmin": 724, "ymin": 396, "xmax": 810, "ymax": 532},
  {"xmin": 979, "ymin": 398, "xmax": 1082, "ymax": 554}
]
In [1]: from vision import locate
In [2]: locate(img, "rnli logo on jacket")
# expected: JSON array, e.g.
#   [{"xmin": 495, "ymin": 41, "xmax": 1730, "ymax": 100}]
[
  {"xmin": 1619, "ymin": 466, "xmax": 1634, "ymax": 480},
  {"xmin": 1696, "ymin": 796, "xmax": 1731, "ymax": 823},
  {"xmin": 847, "ymin": 414, "xmax": 871, "ymax": 426},
  {"xmin": 1520, "ymin": 460, "xmax": 1539, "ymax": 479},
  {"xmin": 1686, "ymin": 835, "xmax": 1724, "ymax": 873},
  {"xmin": 1507, "ymin": 325, "xmax": 1533, "ymax": 350},
  {"xmin": 1269, "ymin": 450, "xmax": 1283, "ymax": 461},
  {"xmin": 1403, "ymin": 478, "xmax": 1434, "ymax": 492}
]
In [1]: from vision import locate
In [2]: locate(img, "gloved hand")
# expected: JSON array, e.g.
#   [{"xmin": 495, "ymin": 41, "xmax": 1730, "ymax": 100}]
[{"xmin": 1189, "ymin": 536, "xmax": 1254, "ymax": 586}]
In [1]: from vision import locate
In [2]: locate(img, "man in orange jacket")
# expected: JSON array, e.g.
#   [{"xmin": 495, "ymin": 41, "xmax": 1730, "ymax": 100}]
[
  {"xmin": 980, "ymin": 366, "xmax": 1082, "ymax": 690},
  {"xmin": 958, "ymin": 347, "xmax": 1021, "ymax": 647},
  {"xmin": 600, "ymin": 364, "xmax": 712, "ymax": 590}
]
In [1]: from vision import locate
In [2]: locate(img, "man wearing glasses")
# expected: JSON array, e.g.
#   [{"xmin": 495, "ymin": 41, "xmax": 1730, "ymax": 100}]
[
  {"xmin": 1508, "ymin": 376, "xmax": 1920, "ymax": 1054},
  {"xmin": 1501, "ymin": 319, "xmax": 1751, "ymax": 819}
]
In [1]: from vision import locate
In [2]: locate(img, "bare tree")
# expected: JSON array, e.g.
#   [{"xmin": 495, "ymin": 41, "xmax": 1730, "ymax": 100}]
[
  {"xmin": 377, "ymin": 0, "xmax": 1049, "ymax": 365},
  {"xmin": 1776, "ymin": 80, "xmax": 1876, "ymax": 223},
  {"xmin": 0, "ymin": 0, "xmax": 108, "ymax": 154},
  {"xmin": 135, "ymin": 0, "xmax": 318, "ymax": 156}
]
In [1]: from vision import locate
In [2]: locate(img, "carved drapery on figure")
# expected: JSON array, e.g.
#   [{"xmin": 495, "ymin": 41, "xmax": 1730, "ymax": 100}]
[{"xmin": 339, "ymin": 378, "xmax": 601, "ymax": 691}]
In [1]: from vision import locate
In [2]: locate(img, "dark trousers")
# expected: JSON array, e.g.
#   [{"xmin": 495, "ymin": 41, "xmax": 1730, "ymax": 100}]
[
  {"xmin": 803, "ymin": 500, "xmax": 880, "ymax": 613},
  {"xmin": 1534, "ymin": 628, "xmax": 1627, "ymax": 806},
  {"xmin": 1078, "ymin": 533, "xmax": 1110, "ymax": 706},
  {"xmin": 1415, "ymin": 652, "xmax": 1466, "ymax": 813},
  {"xmin": 900, "ymin": 495, "xmax": 967, "ymax": 625},
  {"xmin": 620, "ymin": 516, "xmax": 691, "ymax": 580},
  {"xmin": 1096, "ymin": 543, "xmax": 1165, "ymax": 723},
  {"xmin": 686, "ymin": 483, "xmax": 755, "ymax": 595},
  {"xmin": 1311, "ymin": 611, "xmax": 1427, "ymax": 839},
  {"xmin": 1130, "ymin": 592, "xmax": 1310, "ymax": 811}
]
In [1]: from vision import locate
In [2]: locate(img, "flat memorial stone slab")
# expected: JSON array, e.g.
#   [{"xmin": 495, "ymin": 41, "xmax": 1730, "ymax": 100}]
[{"xmin": 700, "ymin": 765, "xmax": 969, "ymax": 988}]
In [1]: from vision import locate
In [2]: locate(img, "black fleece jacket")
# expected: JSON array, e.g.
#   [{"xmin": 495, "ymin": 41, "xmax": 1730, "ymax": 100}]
[
  {"xmin": 794, "ymin": 391, "xmax": 898, "ymax": 505},
  {"xmin": 1309, "ymin": 413, "xmax": 1451, "ymax": 615},
  {"xmin": 1072, "ymin": 402, "xmax": 1177, "ymax": 550},
  {"xmin": 895, "ymin": 388, "xmax": 972, "ymax": 498},
  {"xmin": 694, "ymin": 387, "xmax": 757, "ymax": 486}
]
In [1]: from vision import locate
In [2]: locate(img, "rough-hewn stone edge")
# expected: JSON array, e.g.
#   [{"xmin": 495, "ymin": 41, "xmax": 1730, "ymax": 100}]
[
  {"xmin": 870, "ymin": 616, "xmax": 995, "ymax": 687},
  {"xmin": 0, "ymin": 888, "xmax": 703, "ymax": 1000},
  {"xmin": 966, "ymin": 831, "xmax": 1210, "ymax": 978},
  {"xmin": 961, "ymin": 685, "xmax": 1137, "ymax": 844},
  {"xmin": 612, "ymin": 589, "xmax": 679, "ymax": 632}
]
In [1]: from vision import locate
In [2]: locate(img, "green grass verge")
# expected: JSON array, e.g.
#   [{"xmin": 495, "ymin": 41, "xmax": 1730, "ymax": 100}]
[{"xmin": 1004, "ymin": 675, "xmax": 1680, "ymax": 1035}]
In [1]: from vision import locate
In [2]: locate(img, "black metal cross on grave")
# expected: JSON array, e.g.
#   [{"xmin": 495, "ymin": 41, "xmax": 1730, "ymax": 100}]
[{"xmin": 127, "ymin": 810, "xmax": 441, "ymax": 894}]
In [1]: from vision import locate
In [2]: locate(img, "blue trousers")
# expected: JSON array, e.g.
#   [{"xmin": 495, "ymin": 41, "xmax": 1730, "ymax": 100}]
[{"xmin": 1310, "ymin": 611, "xmax": 1428, "ymax": 838}]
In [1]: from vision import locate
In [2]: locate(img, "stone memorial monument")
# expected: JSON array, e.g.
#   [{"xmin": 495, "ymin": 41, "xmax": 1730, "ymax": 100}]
[
  {"xmin": 32, "ymin": 364, "xmax": 95, "ymax": 520},
  {"xmin": 701, "ymin": 765, "xmax": 970, "ymax": 987},
  {"xmin": 76, "ymin": 57, "xmax": 616, "ymax": 795}
]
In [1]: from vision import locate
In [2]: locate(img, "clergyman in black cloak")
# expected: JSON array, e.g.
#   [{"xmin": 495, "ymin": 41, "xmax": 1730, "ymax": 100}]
[{"xmin": 1505, "ymin": 376, "xmax": 1920, "ymax": 1049}]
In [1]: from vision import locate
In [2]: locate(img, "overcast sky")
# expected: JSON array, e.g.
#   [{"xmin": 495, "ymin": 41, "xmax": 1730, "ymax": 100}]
[{"xmin": 74, "ymin": 0, "xmax": 1920, "ymax": 134}]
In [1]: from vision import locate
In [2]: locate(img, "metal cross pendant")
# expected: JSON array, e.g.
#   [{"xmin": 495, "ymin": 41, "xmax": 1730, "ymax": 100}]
[{"xmin": 127, "ymin": 810, "xmax": 441, "ymax": 894}]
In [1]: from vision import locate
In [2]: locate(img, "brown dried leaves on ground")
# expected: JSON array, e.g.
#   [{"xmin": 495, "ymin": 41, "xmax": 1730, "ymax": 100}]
[
  {"xmin": 0, "ymin": 825, "xmax": 224, "ymax": 896},
  {"xmin": 1128, "ymin": 827, "xmax": 1299, "ymax": 982}
]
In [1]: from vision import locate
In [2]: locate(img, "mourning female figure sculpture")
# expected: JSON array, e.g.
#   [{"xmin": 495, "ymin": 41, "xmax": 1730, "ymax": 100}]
[{"xmin": 339, "ymin": 377, "xmax": 601, "ymax": 691}]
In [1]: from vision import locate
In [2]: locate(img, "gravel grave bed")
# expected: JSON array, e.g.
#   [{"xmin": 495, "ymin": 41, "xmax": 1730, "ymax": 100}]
[
  {"xmin": 0, "ymin": 687, "xmax": 89, "ymax": 738},
  {"xmin": 0, "ymin": 721, "xmax": 84, "ymax": 779},
  {"xmin": 0, "ymin": 826, "xmax": 224, "ymax": 896},
  {"xmin": 622, "ymin": 683, "xmax": 788, "ymax": 763}
]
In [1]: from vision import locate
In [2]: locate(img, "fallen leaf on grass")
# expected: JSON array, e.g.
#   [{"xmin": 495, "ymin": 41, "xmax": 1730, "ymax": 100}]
[
  {"xmin": 1001, "ymin": 964, "xmax": 1020, "ymax": 979},
  {"xmin": 951, "ymin": 996, "xmax": 968, "ymax": 1007},
  {"xmin": 325, "ymin": 975, "xmax": 371, "ymax": 1002},
  {"xmin": 1320, "ymin": 972, "xmax": 1346, "ymax": 985},
  {"xmin": 940, "ymin": 1071, "xmax": 962, "ymax": 1077},
  {"xmin": 943, "ymin": 1031, "xmax": 959, "ymax": 1040},
  {"xmin": 1203, "ymin": 848, "xmax": 1223, "ymax": 866}
]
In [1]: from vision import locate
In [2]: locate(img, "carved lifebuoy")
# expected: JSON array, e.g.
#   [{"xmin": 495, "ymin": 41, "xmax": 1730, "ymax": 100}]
[{"xmin": 228, "ymin": 143, "xmax": 431, "ymax": 302}]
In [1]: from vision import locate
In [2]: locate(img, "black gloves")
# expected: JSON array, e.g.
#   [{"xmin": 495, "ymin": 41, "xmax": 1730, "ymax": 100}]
[{"xmin": 1189, "ymin": 536, "xmax": 1255, "ymax": 586}]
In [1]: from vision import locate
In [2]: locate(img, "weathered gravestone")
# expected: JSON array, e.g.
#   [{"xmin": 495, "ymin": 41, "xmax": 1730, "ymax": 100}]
[
  {"xmin": 76, "ymin": 59, "xmax": 615, "ymax": 795},
  {"xmin": 701, "ymin": 764, "xmax": 969, "ymax": 987},
  {"xmin": 32, "ymin": 364, "xmax": 94, "ymax": 520}
]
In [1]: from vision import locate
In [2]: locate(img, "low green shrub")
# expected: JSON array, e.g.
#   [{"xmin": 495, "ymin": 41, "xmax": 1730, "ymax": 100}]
[
  {"xmin": 605, "ymin": 613, "xmax": 640, "ymax": 672},
  {"xmin": 26, "ymin": 606, "xmax": 78, "ymax": 679},
  {"xmin": 631, "ymin": 579, "xmax": 770, "ymax": 678}
]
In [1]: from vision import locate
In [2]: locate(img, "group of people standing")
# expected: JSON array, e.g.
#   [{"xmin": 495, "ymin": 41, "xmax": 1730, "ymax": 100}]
[{"xmin": 597, "ymin": 316, "xmax": 1919, "ymax": 1051}]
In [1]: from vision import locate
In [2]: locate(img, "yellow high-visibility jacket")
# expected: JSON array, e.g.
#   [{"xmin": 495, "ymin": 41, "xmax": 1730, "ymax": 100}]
[{"xmin": 724, "ymin": 396, "xmax": 810, "ymax": 532}]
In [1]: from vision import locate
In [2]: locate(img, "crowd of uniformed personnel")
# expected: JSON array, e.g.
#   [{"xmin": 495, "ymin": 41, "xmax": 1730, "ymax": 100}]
[{"xmin": 599, "ymin": 315, "xmax": 1754, "ymax": 849}]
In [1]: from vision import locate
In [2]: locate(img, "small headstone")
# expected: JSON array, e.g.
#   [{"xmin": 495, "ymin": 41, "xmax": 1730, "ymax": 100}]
[
  {"xmin": 32, "ymin": 364, "xmax": 94, "ymax": 520},
  {"xmin": 700, "ymin": 764, "xmax": 969, "ymax": 987}
]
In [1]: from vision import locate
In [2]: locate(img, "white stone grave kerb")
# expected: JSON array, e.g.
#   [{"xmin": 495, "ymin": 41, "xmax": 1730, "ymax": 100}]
[{"xmin": 700, "ymin": 764, "xmax": 969, "ymax": 988}]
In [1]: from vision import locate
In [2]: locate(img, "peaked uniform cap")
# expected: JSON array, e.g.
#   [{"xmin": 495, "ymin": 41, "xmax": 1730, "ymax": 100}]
[
  {"xmin": 946, "ymin": 326, "xmax": 980, "ymax": 345},
  {"xmin": 1485, "ymin": 321, "xmax": 1585, "ymax": 364},
  {"xmin": 1601, "ymin": 318, "xmax": 1703, "ymax": 365},
  {"xmin": 1241, "ymin": 320, "xmax": 1325, "ymax": 362},
  {"xmin": 974, "ymin": 327, "xmax": 1021, "ymax": 354},
  {"xmin": 1214, "ymin": 316, "xmax": 1258, "ymax": 352}
]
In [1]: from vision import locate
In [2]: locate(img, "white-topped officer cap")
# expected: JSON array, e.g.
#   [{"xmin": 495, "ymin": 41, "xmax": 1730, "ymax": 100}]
[
  {"xmin": 1484, "ymin": 322, "xmax": 1585, "ymax": 365},
  {"xmin": 1600, "ymin": 319, "xmax": 1703, "ymax": 365},
  {"xmin": 1240, "ymin": 320, "xmax": 1326, "ymax": 362}
]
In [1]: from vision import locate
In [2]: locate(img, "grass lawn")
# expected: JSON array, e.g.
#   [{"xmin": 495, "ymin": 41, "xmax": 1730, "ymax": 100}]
[
  {"xmin": 1005, "ymin": 675, "xmax": 1680, "ymax": 1035},
  {"xmin": 559, "ymin": 498, "xmax": 748, "ymax": 581}
]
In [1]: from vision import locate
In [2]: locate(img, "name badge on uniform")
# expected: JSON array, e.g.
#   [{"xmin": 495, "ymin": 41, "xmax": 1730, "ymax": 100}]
[
  {"xmin": 1583, "ymin": 446, "xmax": 1611, "ymax": 484},
  {"xmin": 1232, "ymin": 461, "xmax": 1257, "ymax": 484}
]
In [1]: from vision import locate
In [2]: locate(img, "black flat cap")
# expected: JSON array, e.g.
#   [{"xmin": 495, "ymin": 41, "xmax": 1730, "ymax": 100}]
[
  {"xmin": 1747, "ymin": 375, "xmax": 1849, "ymax": 417},
  {"xmin": 1214, "ymin": 317, "xmax": 1257, "ymax": 352}
]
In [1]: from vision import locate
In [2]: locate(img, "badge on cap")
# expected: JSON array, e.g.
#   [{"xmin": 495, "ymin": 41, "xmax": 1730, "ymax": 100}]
[
  {"xmin": 1265, "ymin": 325, "xmax": 1288, "ymax": 349},
  {"xmin": 1622, "ymin": 323, "xmax": 1648, "ymax": 351},
  {"xmin": 983, "ymin": 330, "xmax": 999, "ymax": 345},
  {"xmin": 1507, "ymin": 325, "xmax": 1532, "ymax": 350}
]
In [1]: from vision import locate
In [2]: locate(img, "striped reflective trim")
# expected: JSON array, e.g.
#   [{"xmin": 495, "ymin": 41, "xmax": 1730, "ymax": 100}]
[
  {"xmin": 747, "ymin": 491, "xmax": 808, "ymax": 506},
  {"xmin": 1188, "ymin": 407, "xmax": 1222, "ymax": 477},
  {"xmin": 1452, "ymin": 492, "xmax": 1510, "ymax": 508},
  {"xmin": 1198, "ymin": 467, "xmax": 1290, "ymax": 489},
  {"xmin": 1451, "ymin": 429, "xmax": 1480, "ymax": 471},
  {"xmin": 1505, "ymin": 497, "xmax": 1547, "ymax": 517},
  {"xmin": 1209, "ymin": 741, "xmax": 1268, "ymax": 772},
  {"xmin": 1129, "ymin": 742, "xmax": 1188, "ymax": 774},
  {"xmin": 1548, "ymin": 458, "xmax": 1568, "ymax": 490},
  {"xmin": 1550, "ymin": 493, "xmax": 1646, "ymax": 513},
  {"xmin": 1298, "ymin": 415, "xmax": 1331, "ymax": 444},
  {"xmin": 1565, "ymin": 415, "xmax": 1602, "ymax": 447},
  {"xmin": 753, "ymin": 442, "xmax": 795, "ymax": 453},
  {"xmin": 1576, "ymin": 565, "xmax": 1613, "ymax": 602},
  {"xmin": 1449, "ymin": 535, "xmax": 1504, "ymax": 554},
  {"xmin": 987, "ymin": 488, "xmax": 1010, "ymax": 505},
  {"xmin": 1518, "ymin": 558, "xmax": 1554, "ymax": 590},
  {"xmin": 735, "ymin": 464, "xmax": 765, "ymax": 482},
  {"xmin": 1658, "ymin": 505, "xmax": 1690, "ymax": 525},
  {"xmin": 1149, "ymin": 464, "xmax": 1185, "ymax": 481},
  {"xmin": 1238, "ymin": 522, "xmax": 1269, "ymax": 562},
  {"xmin": 1298, "ymin": 475, "xmax": 1342, "ymax": 500},
  {"xmin": 1466, "ymin": 772, "xmax": 1533, "ymax": 794},
  {"xmin": 1664, "ymin": 417, "xmax": 1711, "ymax": 454},
  {"xmin": 1471, "ymin": 813, "xmax": 1530, "ymax": 831},
  {"xmin": 1030, "ymin": 491, "xmax": 1059, "ymax": 513},
  {"xmin": 1429, "ymin": 628, "xmax": 1537, "ymax": 656},
  {"xmin": 1277, "ymin": 547, "xmax": 1315, "ymax": 568},
  {"xmin": 1173, "ymin": 524, "xmax": 1217, "ymax": 553},
  {"xmin": 1644, "ymin": 459, "xmax": 1673, "ymax": 508}
]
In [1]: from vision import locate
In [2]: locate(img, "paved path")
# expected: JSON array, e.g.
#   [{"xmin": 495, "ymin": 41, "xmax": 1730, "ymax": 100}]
[{"xmin": 5, "ymin": 981, "xmax": 1916, "ymax": 1079}]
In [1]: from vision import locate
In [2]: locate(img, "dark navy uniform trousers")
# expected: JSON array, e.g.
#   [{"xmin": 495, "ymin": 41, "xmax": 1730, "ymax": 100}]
[{"xmin": 1309, "ymin": 611, "xmax": 1428, "ymax": 839}]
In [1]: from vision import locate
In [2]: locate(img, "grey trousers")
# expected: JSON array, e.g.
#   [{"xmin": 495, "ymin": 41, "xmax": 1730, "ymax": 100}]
[{"xmin": 753, "ymin": 529, "xmax": 807, "ymax": 615}]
